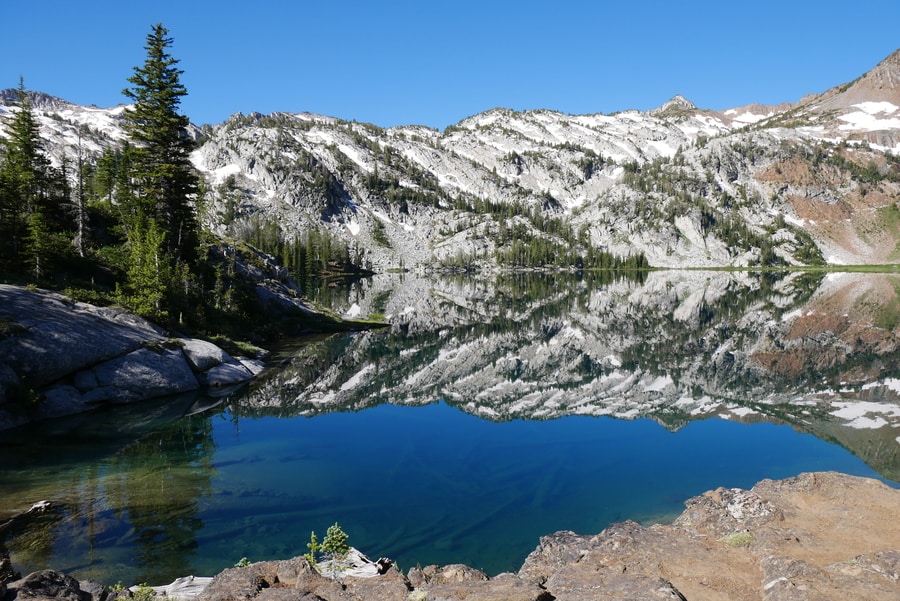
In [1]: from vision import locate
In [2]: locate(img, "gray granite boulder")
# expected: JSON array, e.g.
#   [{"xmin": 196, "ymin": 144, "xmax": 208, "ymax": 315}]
[
  {"xmin": 180, "ymin": 338, "xmax": 234, "ymax": 373},
  {"xmin": 198, "ymin": 362, "xmax": 253, "ymax": 388},
  {"xmin": 4, "ymin": 570, "xmax": 91, "ymax": 601},
  {"xmin": 92, "ymin": 347, "xmax": 199, "ymax": 400},
  {"xmin": 0, "ymin": 285, "xmax": 265, "ymax": 430},
  {"xmin": 0, "ymin": 285, "xmax": 165, "ymax": 389}
]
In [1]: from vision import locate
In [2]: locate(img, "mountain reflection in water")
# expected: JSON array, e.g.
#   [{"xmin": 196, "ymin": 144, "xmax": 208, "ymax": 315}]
[
  {"xmin": 255, "ymin": 270, "xmax": 900, "ymax": 480},
  {"xmin": 0, "ymin": 270, "xmax": 897, "ymax": 586}
]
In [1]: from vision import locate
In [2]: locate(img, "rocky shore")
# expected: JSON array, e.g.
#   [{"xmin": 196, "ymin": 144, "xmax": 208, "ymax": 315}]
[
  {"xmin": 0, "ymin": 284, "xmax": 265, "ymax": 431},
  {"xmin": 2, "ymin": 472, "xmax": 898, "ymax": 601}
]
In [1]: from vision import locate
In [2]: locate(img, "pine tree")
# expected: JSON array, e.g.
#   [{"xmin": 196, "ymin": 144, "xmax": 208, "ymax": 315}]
[
  {"xmin": 122, "ymin": 211, "xmax": 169, "ymax": 319},
  {"xmin": 0, "ymin": 79, "xmax": 68, "ymax": 276},
  {"xmin": 122, "ymin": 23, "xmax": 199, "ymax": 262},
  {"xmin": 72, "ymin": 140, "xmax": 91, "ymax": 257}
]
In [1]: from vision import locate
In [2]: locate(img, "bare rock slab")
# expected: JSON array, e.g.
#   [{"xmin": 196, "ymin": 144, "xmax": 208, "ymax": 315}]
[{"xmin": 521, "ymin": 471, "xmax": 900, "ymax": 601}]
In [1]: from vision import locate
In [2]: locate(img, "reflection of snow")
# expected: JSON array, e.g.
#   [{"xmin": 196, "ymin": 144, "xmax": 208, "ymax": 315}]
[
  {"xmin": 830, "ymin": 401, "xmax": 900, "ymax": 429},
  {"xmin": 643, "ymin": 375, "xmax": 673, "ymax": 392},
  {"xmin": 340, "ymin": 364, "xmax": 374, "ymax": 391}
]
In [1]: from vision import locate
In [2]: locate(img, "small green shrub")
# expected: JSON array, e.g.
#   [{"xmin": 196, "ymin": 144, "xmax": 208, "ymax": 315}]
[
  {"xmin": 321, "ymin": 522, "xmax": 350, "ymax": 561},
  {"xmin": 305, "ymin": 522, "xmax": 351, "ymax": 576},
  {"xmin": 304, "ymin": 530, "xmax": 319, "ymax": 568},
  {"xmin": 132, "ymin": 583, "xmax": 156, "ymax": 601}
]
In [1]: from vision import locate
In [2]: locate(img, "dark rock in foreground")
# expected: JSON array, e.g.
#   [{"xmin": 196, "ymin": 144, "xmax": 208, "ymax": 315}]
[{"xmin": 7, "ymin": 472, "xmax": 891, "ymax": 601}]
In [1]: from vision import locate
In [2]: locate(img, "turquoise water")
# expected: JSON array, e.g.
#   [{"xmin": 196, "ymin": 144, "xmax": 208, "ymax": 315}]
[{"xmin": 0, "ymin": 397, "xmax": 884, "ymax": 585}]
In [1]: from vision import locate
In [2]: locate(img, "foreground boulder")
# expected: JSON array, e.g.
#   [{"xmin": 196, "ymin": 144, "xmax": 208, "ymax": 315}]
[
  {"xmin": 520, "ymin": 471, "xmax": 900, "ymax": 600},
  {"xmin": 0, "ymin": 285, "xmax": 264, "ymax": 430},
  {"xmin": 2, "ymin": 570, "xmax": 90, "ymax": 601}
]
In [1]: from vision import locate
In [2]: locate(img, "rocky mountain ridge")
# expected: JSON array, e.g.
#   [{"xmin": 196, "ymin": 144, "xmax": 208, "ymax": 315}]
[{"xmin": 3, "ymin": 50, "xmax": 900, "ymax": 269}]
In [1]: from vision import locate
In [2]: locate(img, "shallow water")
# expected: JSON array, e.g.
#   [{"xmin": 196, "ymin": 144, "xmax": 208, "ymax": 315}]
[{"xmin": 0, "ymin": 397, "xmax": 887, "ymax": 585}]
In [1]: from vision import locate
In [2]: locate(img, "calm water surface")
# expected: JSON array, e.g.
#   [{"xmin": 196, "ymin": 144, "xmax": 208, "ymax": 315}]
[
  {"xmin": 0, "ymin": 400, "xmax": 882, "ymax": 585},
  {"xmin": 1, "ymin": 270, "xmax": 898, "ymax": 585}
]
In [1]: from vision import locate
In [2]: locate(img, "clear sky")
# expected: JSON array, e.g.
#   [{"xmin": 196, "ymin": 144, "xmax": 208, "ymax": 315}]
[{"xmin": 3, "ymin": 1, "xmax": 899, "ymax": 129}]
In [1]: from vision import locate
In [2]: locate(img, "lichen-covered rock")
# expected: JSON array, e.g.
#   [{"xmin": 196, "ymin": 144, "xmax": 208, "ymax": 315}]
[
  {"xmin": 198, "ymin": 554, "xmax": 411, "ymax": 601},
  {"xmin": 516, "ymin": 471, "xmax": 900, "ymax": 601},
  {"xmin": 415, "ymin": 572, "xmax": 551, "ymax": 601},
  {"xmin": 406, "ymin": 563, "xmax": 488, "ymax": 587}
]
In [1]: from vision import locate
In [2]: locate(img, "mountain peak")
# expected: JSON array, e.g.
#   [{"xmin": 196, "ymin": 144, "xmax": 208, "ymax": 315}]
[
  {"xmin": 805, "ymin": 48, "xmax": 900, "ymax": 112},
  {"xmin": 0, "ymin": 89, "xmax": 74, "ymax": 111},
  {"xmin": 649, "ymin": 95, "xmax": 697, "ymax": 115}
]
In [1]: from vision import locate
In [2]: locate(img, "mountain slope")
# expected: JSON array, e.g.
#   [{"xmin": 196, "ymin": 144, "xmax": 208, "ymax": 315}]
[{"xmin": 2, "ymin": 49, "xmax": 900, "ymax": 268}]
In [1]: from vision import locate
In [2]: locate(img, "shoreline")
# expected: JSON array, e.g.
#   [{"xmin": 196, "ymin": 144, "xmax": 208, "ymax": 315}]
[{"xmin": 3, "ymin": 471, "xmax": 898, "ymax": 601}]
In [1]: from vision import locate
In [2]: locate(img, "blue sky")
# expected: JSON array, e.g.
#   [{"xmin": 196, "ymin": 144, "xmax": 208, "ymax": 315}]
[{"xmin": 3, "ymin": 1, "xmax": 899, "ymax": 129}]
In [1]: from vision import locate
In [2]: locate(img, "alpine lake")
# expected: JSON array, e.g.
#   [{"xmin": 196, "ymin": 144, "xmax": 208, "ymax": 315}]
[{"xmin": 1, "ymin": 269, "xmax": 899, "ymax": 586}]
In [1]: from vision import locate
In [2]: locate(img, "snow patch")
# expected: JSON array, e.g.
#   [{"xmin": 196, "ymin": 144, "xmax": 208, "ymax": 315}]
[
  {"xmin": 861, "ymin": 378, "xmax": 900, "ymax": 394},
  {"xmin": 347, "ymin": 220, "xmax": 360, "ymax": 236},
  {"xmin": 647, "ymin": 140, "xmax": 676, "ymax": 158},
  {"xmin": 838, "ymin": 106, "xmax": 900, "ymax": 132},
  {"xmin": 337, "ymin": 143, "xmax": 371, "ymax": 172},
  {"xmin": 830, "ymin": 401, "xmax": 900, "ymax": 429},
  {"xmin": 783, "ymin": 214, "xmax": 804, "ymax": 227},
  {"xmin": 781, "ymin": 308, "xmax": 803, "ymax": 322},
  {"xmin": 731, "ymin": 111, "xmax": 774, "ymax": 125},
  {"xmin": 372, "ymin": 210, "xmax": 392, "ymax": 224},
  {"xmin": 210, "ymin": 163, "xmax": 242, "ymax": 184},
  {"xmin": 854, "ymin": 101, "xmax": 899, "ymax": 115}
]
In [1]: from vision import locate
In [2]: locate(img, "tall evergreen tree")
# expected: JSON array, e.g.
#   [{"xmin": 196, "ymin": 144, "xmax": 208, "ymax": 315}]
[{"xmin": 122, "ymin": 23, "xmax": 199, "ymax": 262}]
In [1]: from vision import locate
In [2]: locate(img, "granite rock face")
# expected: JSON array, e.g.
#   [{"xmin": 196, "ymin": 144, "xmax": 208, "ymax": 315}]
[{"xmin": 0, "ymin": 285, "xmax": 261, "ymax": 430}]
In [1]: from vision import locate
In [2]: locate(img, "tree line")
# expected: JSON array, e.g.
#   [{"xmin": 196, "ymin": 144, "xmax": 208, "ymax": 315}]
[
  {"xmin": 0, "ymin": 24, "xmax": 371, "ymax": 339},
  {"xmin": 0, "ymin": 24, "xmax": 200, "ymax": 321}
]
